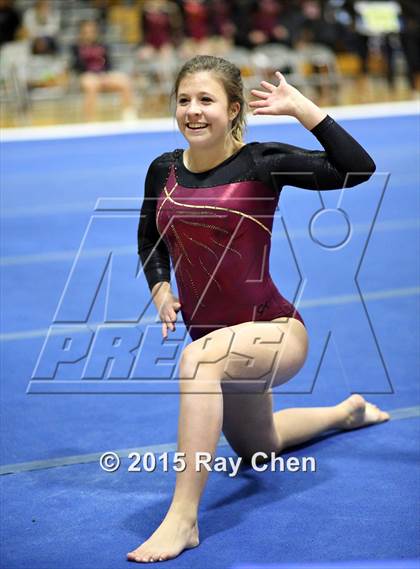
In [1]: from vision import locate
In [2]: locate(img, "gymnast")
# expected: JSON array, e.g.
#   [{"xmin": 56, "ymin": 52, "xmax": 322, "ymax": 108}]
[{"xmin": 128, "ymin": 55, "xmax": 390, "ymax": 563}]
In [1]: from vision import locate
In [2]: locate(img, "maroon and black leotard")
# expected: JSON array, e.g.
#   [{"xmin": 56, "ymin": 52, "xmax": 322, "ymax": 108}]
[{"xmin": 138, "ymin": 115, "xmax": 375, "ymax": 341}]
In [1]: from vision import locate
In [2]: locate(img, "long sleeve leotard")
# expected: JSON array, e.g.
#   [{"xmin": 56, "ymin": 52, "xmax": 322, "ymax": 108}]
[{"xmin": 137, "ymin": 115, "xmax": 376, "ymax": 340}]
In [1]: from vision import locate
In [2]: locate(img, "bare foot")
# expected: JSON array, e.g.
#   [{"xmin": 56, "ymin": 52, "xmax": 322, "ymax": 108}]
[
  {"xmin": 337, "ymin": 394, "xmax": 390, "ymax": 430},
  {"xmin": 127, "ymin": 511, "xmax": 200, "ymax": 563}
]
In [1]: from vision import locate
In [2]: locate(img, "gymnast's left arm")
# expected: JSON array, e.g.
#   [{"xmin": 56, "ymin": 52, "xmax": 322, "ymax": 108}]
[{"xmin": 249, "ymin": 71, "xmax": 376, "ymax": 191}]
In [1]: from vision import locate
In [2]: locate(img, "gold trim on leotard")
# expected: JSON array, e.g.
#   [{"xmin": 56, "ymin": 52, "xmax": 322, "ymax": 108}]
[
  {"xmin": 210, "ymin": 237, "xmax": 243, "ymax": 259},
  {"xmin": 156, "ymin": 181, "xmax": 178, "ymax": 222},
  {"xmin": 157, "ymin": 181, "xmax": 272, "ymax": 236},
  {"xmin": 171, "ymin": 224, "xmax": 193, "ymax": 266},
  {"xmin": 183, "ymin": 233, "xmax": 219, "ymax": 260},
  {"xmin": 179, "ymin": 219, "xmax": 230, "ymax": 234},
  {"xmin": 198, "ymin": 256, "xmax": 222, "ymax": 292}
]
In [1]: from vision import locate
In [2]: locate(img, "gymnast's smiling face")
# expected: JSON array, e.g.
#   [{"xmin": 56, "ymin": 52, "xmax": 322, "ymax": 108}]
[{"xmin": 175, "ymin": 71, "xmax": 239, "ymax": 150}]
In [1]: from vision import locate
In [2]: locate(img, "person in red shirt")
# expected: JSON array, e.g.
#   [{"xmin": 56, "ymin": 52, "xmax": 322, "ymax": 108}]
[
  {"xmin": 136, "ymin": 0, "xmax": 182, "ymax": 84},
  {"xmin": 72, "ymin": 20, "xmax": 137, "ymax": 121}
]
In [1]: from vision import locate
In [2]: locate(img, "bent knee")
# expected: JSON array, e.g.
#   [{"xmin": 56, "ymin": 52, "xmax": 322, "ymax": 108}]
[
  {"xmin": 106, "ymin": 72, "xmax": 131, "ymax": 88},
  {"xmin": 179, "ymin": 337, "xmax": 229, "ymax": 380},
  {"xmin": 271, "ymin": 341, "xmax": 307, "ymax": 387},
  {"xmin": 81, "ymin": 77, "xmax": 99, "ymax": 92},
  {"xmin": 284, "ymin": 337, "xmax": 307, "ymax": 367}
]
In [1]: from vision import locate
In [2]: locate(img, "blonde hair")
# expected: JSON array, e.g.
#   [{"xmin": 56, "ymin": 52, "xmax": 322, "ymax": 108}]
[{"xmin": 173, "ymin": 55, "xmax": 247, "ymax": 144}]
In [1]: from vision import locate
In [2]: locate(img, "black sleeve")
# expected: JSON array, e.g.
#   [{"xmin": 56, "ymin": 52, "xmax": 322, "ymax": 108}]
[
  {"xmin": 137, "ymin": 157, "xmax": 171, "ymax": 292},
  {"xmin": 252, "ymin": 115, "xmax": 376, "ymax": 192}
]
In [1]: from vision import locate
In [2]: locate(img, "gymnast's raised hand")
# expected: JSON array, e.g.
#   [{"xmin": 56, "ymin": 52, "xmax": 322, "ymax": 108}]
[{"xmin": 249, "ymin": 70, "xmax": 327, "ymax": 130}]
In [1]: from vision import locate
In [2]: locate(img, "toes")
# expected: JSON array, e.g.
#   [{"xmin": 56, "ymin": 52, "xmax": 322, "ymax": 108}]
[
  {"xmin": 367, "ymin": 402, "xmax": 390, "ymax": 422},
  {"xmin": 127, "ymin": 551, "xmax": 150, "ymax": 563},
  {"xmin": 146, "ymin": 553, "xmax": 160, "ymax": 562},
  {"xmin": 127, "ymin": 547, "xmax": 170, "ymax": 564},
  {"xmin": 127, "ymin": 544, "xmax": 174, "ymax": 563},
  {"xmin": 370, "ymin": 406, "xmax": 390, "ymax": 424},
  {"xmin": 127, "ymin": 551, "xmax": 142, "ymax": 562}
]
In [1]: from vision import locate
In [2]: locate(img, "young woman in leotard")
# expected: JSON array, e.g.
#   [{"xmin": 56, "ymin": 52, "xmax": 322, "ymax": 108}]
[{"xmin": 129, "ymin": 55, "xmax": 389, "ymax": 564}]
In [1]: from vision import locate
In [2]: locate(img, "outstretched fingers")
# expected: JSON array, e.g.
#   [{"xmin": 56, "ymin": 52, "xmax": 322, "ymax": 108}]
[
  {"xmin": 249, "ymin": 98, "xmax": 269, "ymax": 108},
  {"xmin": 275, "ymin": 70, "xmax": 286, "ymax": 84},
  {"xmin": 250, "ymin": 88, "xmax": 270, "ymax": 99},
  {"xmin": 249, "ymin": 86, "xmax": 271, "ymax": 112},
  {"xmin": 250, "ymin": 103, "xmax": 271, "ymax": 115},
  {"xmin": 259, "ymin": 79, "xmax": 276, "ymax": 92},
  {"xmin": 251, "ymin": 72, "xmax": 286, "ymax": 98}
]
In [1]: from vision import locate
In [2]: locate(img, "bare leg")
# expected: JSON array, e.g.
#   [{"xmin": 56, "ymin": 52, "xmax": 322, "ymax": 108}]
[
  {"xmin": 274, "ymin": 394, "xmax": 390, "ymax": 449},
  {"xmin": 127, "ymin": 318, "xmax": 391, "ymax": 563},
  {"xmin": 80, "ymin": 73, "xmax": 99, "ymax": 121},
  {"xmin": 101, "ymin": 72, "xmax": 136, "ymax": 117},
  {"xmin": 127, "ymin": 355, "xmax": 225, "ymax": 563},
  {"xmin": 127, "ymin": 316, "xmax": 306, "ymax": 563}
]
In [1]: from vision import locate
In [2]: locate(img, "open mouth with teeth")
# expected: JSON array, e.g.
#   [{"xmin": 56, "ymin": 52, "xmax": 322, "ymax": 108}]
[{"xmin": 186, "ymin": 123, "xmax": 209, "ymax": 130}]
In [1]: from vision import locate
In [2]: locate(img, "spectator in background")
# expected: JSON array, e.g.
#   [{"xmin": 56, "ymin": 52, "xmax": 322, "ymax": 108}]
[
  {"xmin": 137, "ymin": 0, "xmax": 182, "ymax": 66},
  {"xmin": 294, "ymin": 0, "xmax": 339, "ymax": 105},
  {"xmin": 182, "ymin": 0, "xmax": 209, "ymax": 41},
  {"xmin": 72, "ymin": 20, "xmax": 137, "ymax": 122},
  {"xmin": 0, "ymin": 0, "xmax": 21, "ymax": 47},
  {"xmin": 247, "ymin": 0, "xmax": 291, "ymax": 48},
  {"xmin": 179, "ymin": 0, "xmax": 236, "ymax": 57},
  {"xmin": 280, "ymin": 0, "xmax": 306, "ymax": 48},
  {"xmin": 232, "ymin": 0, "xmax": 254, "ymax": 49},
  {"xmin": 210, "ymin": 0, "xmax": 235, "ymax": 43},
  {"xmin": 335, "ymin": 1, "xmax": 370, "ymax": 85},
  {"xmin": 297, "ymin": 0, "xmax": 338, "ymax": 50},
  {"xmin": 23, "ymin": 0, "xmax": 60, "ymax": 54},
  {"xmin": 180, "ymin": 0, "xmax": 213, "ymax": 56},
  {"xmin": 335, "ymin": 1, "xmax": 400, "ymax": 98}
]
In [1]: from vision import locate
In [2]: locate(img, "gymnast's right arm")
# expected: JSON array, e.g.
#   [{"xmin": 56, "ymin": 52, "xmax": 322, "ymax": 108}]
[
  {"xmin": 137, "ymin": 158, "xmax": 171, "ymax": 297},
  {"xmin": 137, "ymin": 157, "xmax": 181, "ymax": 338},
  {"xmin": 249, "ymin": 71, "xmax": 376, "ymax": 192}
]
